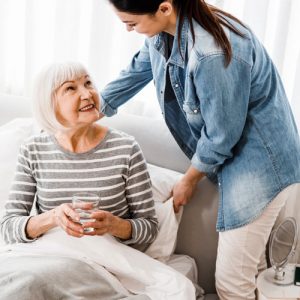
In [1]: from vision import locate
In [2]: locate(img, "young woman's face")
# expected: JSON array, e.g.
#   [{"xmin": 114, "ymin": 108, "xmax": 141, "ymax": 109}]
[
  {"xmin": 54, "ymin": 75, "xmax": 100, "ymax": 128},
  {"xmin": 113, "ymin": 5, "xmax": 175, "ymax": 37}
]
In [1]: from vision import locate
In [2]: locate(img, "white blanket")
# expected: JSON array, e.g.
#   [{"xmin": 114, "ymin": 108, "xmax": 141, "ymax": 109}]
[{"xmin": 0, "ymin": 228, "xmax": 196, "ymax": 300}]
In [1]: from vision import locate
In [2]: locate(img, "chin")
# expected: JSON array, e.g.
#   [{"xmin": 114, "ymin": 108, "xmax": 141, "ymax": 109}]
[
  {"xmin": 80, "ymin": 115, "xmax": 100, "ymax": 126},
  {"xmin": 145, "ymin": 32, "xmax": 157, "ymax": 38}
]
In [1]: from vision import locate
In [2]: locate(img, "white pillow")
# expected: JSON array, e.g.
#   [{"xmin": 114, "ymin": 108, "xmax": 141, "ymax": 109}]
[
  {"xmin": 146, "ymin": 163, "xmax": 184, "ymax": 261},
  {"xmin": 0, "ymin": 209, "xmax": 5, "ymax": 246},
  {"xmin": 0, "ymin": 118, "xmax": 37, "ymax": 245},
  {"xmin": 147, "ymin": 163, "xmax": 183, "ymax": 203},
  {"xmin": 0, "ymin": 118, "xmax": 36, "ymax": 211}
]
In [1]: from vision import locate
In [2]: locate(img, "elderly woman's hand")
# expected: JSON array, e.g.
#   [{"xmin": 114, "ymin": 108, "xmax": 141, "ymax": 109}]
[
  {"xmin": 53, "ymin": 204, "xmax": 84, "ymax": 238},
  {"xmin": 83, "ymin": 210, "xmax": 132, "ymax": 240}
]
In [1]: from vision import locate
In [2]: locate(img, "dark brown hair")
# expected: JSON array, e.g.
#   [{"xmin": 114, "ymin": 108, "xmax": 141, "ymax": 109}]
[{"xmin": 108, "ymin": 0, "xmax": 246, "ymax": 66}]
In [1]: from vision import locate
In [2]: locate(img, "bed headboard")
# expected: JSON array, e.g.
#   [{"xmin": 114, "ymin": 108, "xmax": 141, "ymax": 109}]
[{"xmin": 0, "ymin": 93, "xmax": 32, "ymax": 126}]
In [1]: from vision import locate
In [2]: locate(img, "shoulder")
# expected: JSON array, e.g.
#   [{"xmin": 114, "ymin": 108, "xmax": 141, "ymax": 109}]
[
  {"xmin": 105, "ymin": 129, "xmax": 142, "ymax": 159},
  {"xmin": 23, "ymin": 131, "xmax": 51, "ymax": 144},
  {"xmin": 107, "ymin": 128, "xmax": 135, "ymax": 142},
  {"xmin": 189, "ymin": 17, "xmax": 254, "ymax": 67},
  {"xmin": 21, "ymin": 132, "xmax": 53, "ymax": 152},
  {"xmin": 106, "ymin": 128, "xmax": 138, "ymax": 148}
]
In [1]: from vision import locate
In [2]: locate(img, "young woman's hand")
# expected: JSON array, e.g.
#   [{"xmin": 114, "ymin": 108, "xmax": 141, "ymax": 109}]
[
  {"xmin": 172, "ymin": 177, "xmax": 197, "ymax": 213},
  {"xmin": 172, "ymin": 166, "xmax": 205, "ymax": 213},
  {"xmin": 83, "ymin": 210, "xmax": 132, "ymax": 240},
  {"xmin": 53, "ymin": 203, "xmax": 84, "ymax": 238}
]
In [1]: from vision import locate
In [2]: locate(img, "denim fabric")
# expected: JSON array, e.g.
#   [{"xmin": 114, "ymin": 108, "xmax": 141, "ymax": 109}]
[{"xmin": 100, "ymin": 17, "xmax": 300, "ymax": 231}]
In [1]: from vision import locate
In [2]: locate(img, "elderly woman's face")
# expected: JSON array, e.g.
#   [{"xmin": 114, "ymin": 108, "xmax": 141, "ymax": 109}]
[{"xmin": 54, "ymin": 75, "xmax": 100, "ymax": 128}]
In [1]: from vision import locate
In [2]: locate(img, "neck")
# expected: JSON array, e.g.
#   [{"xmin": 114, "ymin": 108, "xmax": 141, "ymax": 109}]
[
  {"xmin": 164, "ymin": 10, "xmax": 177, "ymax": 36},
  {"xmin": 55, "ymin": 124, "xmax": 106, "ymax": 153}
]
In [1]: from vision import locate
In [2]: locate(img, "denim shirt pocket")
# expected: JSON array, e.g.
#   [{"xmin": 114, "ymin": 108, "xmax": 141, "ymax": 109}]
[
  {"xmin": 182, "ymin": 101, "xmax": 204, "ymax": 136},
  {"xmin": 183, "ymin": 99, "xmax": 204, "ymax": 120},
  {"xmin": 182, "ymin": 102, "xmax": 200, "ymax": 115}
]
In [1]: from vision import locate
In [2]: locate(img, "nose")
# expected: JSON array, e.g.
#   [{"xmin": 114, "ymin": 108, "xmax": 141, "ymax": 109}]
[{"xmin": 79, "ymin": 86, "xmax": 92, "ymax": 100}]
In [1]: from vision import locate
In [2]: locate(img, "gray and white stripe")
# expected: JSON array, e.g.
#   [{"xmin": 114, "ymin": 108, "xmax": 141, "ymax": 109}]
[{"xmin": 0, "ymin": 129, "xmax": 158, "ymax": 250}]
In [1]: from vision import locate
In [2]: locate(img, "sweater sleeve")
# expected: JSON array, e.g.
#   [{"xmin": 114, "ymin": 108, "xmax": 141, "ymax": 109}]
[
  {"xmin": 0, "ymin": 143, "xmax": 37, "ymax": 244},
  {"xmin": 122, "ymin": 141, "xmax": 158, "ymax": 248},
  {"xmin": 100, "ymin": 39, "xmax": 153, "ymax": 117},
  {"xmin": 191, "ymin": 55, "xmax": 251, "ymax": 173}
]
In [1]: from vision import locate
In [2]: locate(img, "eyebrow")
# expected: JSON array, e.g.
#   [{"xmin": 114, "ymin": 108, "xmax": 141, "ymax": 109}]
[
  {"xmin": 61, "ymin": 75, "xmax": 89, "ymax": 87},
  {"xmin": 61, "ymin": 80, "xmax": 74, "ymax": 85}
]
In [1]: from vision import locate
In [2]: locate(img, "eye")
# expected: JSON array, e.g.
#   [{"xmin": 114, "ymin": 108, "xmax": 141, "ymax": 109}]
[
  {"xmin": 85, "ymin": 80, "xmax": 93, "ymax": 87},
  {"xmin": 65, "ymin": 86, "xmax": 75, "ymax": 92},
  {"xmin": 129, "ymin": 23, "xmax": 137, "ymax": 28}
]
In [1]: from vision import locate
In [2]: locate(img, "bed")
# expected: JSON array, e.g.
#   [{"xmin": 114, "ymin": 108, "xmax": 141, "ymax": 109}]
[{"xmin": 0, "ymin": 93, "xmax": 219, "ymax": 299}]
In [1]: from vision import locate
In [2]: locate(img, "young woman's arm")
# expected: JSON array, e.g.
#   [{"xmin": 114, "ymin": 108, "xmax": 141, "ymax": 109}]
[
  {"xmin": 173, "ymin": 55, "xmax": 251, "ymax": 211},
  {"xmin": 100, "ymin": 39, "xmax": 153, "ymax": 117},
  {"xmin": 191, "ymin": 55, "xmax": 251, "ymax": 175},
  {"xmin": 173, "ymin": 165, "xmax": 206, "ymax": 213}
]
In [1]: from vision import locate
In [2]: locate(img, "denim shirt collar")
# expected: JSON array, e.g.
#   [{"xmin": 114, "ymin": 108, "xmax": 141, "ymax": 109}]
[{"xmin": 153, "ymin": 16, "xmax": 189, "ymax": 68}]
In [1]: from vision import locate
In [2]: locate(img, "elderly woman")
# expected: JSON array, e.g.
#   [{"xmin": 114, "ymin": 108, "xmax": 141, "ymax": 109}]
[
  {"xmin": 0, "ymin": 62, "xmax": 158, "ymax": 251},
  {"xmin": 0, "ymin": 62, "xmax": 197, "ymax": 300}
]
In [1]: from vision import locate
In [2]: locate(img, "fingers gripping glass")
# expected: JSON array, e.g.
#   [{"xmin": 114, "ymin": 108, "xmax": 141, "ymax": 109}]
[{"xmin": 72, "ymin": 192, "xmax": 100, "ymax": 233}]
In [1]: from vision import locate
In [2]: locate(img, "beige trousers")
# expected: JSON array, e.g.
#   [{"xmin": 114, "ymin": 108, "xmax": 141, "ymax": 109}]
[{"xmin": 215, "ymin": 183, "xmax": 300, "ymax": 300}]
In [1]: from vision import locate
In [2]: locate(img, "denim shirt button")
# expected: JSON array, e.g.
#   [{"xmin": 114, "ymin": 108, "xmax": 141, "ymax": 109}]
[
  {"xmin": 175, "ymin": 84, "xmax": 179, "ymax": 88},
  {"xmin": 193, "ymin": 109, "xmax": 198, "ymax": 113}
]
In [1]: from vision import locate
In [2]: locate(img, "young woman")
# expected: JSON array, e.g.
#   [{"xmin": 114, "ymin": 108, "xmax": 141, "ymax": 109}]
[{"xmin": 100, "ymin": 1, "xmax": 300, "ymax": 299}]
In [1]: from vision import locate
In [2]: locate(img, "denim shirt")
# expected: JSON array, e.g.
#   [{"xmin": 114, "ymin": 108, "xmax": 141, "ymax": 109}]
[{"xmin": 100, "ymin": 17, "xmax": 300, "ymax": 231}]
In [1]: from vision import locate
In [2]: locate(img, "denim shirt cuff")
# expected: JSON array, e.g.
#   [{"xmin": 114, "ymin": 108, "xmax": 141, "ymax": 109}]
[
  {"xmin": 191, "ymin": 154, "xmax": 218, "ymax": 174},
  {"xmin": 99, "ymin": 93, "xmax": 117, "ymax": 117}
]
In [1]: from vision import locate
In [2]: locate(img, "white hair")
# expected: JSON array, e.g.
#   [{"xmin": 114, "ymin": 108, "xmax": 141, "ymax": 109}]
[{"xmin": 32, "ymin": 61, "xmax": 89, "ymax": 134}]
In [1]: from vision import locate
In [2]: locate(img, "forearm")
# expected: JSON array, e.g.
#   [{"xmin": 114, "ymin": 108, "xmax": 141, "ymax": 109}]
[
  {"xmin": 110, "ymin": 217, "xmax": 132, "ymax": 240},
  {"xmin": 100, "ymin": 40, "xmax": 153, "ymax": 117},
  {"xmin": 25, "ymin": 210, "xmax": 56, "ymax": 239},
  {"xmin": 183, "ymin": 165, "xmax": 206, "ymax": 185}
]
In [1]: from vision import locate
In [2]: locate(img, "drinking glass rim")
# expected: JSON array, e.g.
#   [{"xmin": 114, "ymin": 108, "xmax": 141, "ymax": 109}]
[{"xmin": 72, "ymin": 192, "xmax": 100, "ymax": 202}]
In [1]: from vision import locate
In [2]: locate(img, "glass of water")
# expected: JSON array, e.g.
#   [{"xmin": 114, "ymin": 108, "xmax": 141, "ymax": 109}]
[{"xmin": 72, "ymin": 192, "xmax": 100, "ymax": 232}]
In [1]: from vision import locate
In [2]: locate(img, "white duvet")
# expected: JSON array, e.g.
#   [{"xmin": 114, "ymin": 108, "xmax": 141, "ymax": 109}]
[
  {"xmin": 0, "ymin": 227, "xmax": 196, "ymax": 300},
  {"xmin": 0, "ymin": 118, "xmax": 197, "ymax": 299}
]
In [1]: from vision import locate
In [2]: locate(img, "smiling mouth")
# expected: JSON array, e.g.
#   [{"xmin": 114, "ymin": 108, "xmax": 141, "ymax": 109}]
[{"xmin": 79, "ymin": 104, "xmax": 95, "ymax": 112}]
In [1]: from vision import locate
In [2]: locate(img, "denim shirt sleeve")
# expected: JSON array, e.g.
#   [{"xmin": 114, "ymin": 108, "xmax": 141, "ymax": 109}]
[
  {"xmin": 191, "ymin": 55, "xmax": 252, "ymax": 173},
  {"xmin": 100, "ymin": 39, "xmax": 153, "ymax": 116}
]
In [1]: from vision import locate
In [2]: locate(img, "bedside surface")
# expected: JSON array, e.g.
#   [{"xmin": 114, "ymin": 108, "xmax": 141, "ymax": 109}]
[{"xmin": 257, "ymin": 267, "xmax": 300, "ymax": 299}]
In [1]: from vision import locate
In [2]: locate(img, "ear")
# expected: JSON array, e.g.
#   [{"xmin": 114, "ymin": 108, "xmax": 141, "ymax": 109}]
[{"xmin": 158, "ymin": 1, "xmax": 173, "ymax": 16}]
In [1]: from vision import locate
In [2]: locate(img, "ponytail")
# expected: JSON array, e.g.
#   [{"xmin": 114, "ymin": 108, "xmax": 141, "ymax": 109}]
[{"xmin": 175, "ymin": 0, "xmax": 246, "ymax": 66}]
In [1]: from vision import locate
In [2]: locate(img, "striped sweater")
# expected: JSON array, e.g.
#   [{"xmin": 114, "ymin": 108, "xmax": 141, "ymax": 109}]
[{"xmin": 0, "ymin": 129, "xmax": 158, "ymax": 250}]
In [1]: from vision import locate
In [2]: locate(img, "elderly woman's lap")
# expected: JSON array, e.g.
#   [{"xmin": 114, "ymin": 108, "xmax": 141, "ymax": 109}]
[{"xmin": 0, "ymin": 255, "xmax": 127, "ymax": 300}]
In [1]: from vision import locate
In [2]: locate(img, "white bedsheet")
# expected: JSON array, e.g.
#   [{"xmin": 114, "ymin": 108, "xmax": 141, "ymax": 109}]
[
  {"xmin": 166, "ymin": 254, "xmax": 204, "ymax": 299},
  {"xmin": 0, "ymin": 228, "xmax": 196, "ymax": 300}
]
